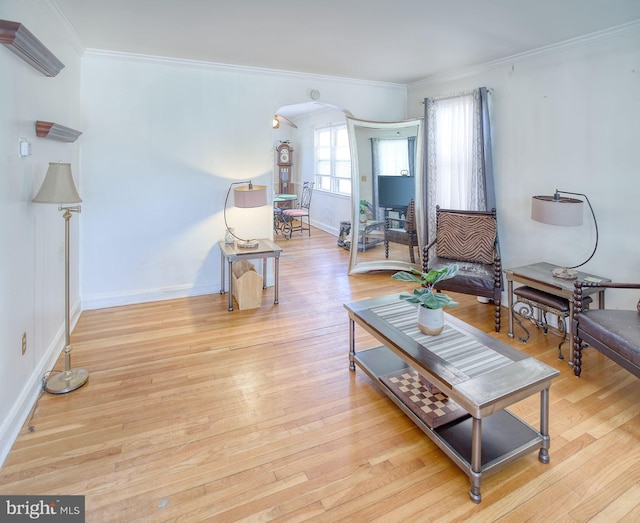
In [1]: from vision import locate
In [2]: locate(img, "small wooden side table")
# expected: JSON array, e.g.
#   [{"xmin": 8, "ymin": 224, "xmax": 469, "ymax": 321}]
[
  {"xmin": 504, "ymin": 262, "xmax": 610, "ymax": 361},
  {"xmin": 218, "ymin": 239, "xmax": 283, "ymax": 311}
]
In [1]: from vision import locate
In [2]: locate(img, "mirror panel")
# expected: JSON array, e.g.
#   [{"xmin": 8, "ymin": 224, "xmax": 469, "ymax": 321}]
[{"xmin": 347, "ymin": 117, "xmax": 425, "ymax": 274}]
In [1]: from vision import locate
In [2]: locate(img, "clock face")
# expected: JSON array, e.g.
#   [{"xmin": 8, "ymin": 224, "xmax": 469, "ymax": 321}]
[{"xmin": 280, "ymin": 150, "xmax": 289, "ymax": 163}]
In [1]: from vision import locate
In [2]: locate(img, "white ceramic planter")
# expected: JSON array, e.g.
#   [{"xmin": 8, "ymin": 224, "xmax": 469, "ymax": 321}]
[{"xmin": 417, "ymin": 306, "xmax": 444, "ymax": 336}]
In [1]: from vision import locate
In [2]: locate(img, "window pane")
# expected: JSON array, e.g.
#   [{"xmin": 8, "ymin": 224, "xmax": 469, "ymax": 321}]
[
  {"xmin": 314, "ymin": 123, "xmax": 351, "ymax": 196},
  {"xmin": 316, "ymin": 146, "xmax": 330, "ymax": 161},
  {"xmin": 335, "ymin": 162, "xmax": 351, "ymax": 178},
  {"xmin": 316, "ymin": 129, "xmax": 331, "ymax": 146},
  {"xmin": 335, "ymin": 146, "xmax": 350, "ymax": 161},
  {"xmin": 336, "ymin": 178, "xmax": 351, "ymax": 194},
  {"xmin": 335, "ymin": 127, "xmax": 349, "ymax": 145},
  {"xmin": 317, "ymin": 160, "xmax": 331, "ymax": 175},
  {"xmin": 315, "ymin": 175, "xmax": 331, "ymax": 191}
]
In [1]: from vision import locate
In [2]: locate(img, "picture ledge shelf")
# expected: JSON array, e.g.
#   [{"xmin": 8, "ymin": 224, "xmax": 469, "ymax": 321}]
[
  {"xmin": 0, "ymin": 19, "xmax": 64, "ymax": 77},
  {"xmin": 36, "ymin": 121, "xmax": 82, "ymax": 142}
]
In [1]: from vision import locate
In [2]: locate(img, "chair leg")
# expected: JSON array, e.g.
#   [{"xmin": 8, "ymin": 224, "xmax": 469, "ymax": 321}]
[
  {"xmin": 573, "ymin": 336, "xmax": 584, "ymax": 377},
  {"xmin": 494, "ymin": 301, "xmax": 501, "ymax": 332},
  {"xmin": 282, "ymin": 216, "xmax": 293, "ymax": 239}
]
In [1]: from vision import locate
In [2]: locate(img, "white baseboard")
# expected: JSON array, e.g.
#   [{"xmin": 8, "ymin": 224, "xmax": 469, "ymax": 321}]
[{"xmin": 0, "ymin": 302, "xmax": 82, "ymax": 468}]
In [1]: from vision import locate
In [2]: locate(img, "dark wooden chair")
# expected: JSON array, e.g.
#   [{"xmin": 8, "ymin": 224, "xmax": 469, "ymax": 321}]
[
  {"xmin": 423, "ymin": 206, "xmax": 503, "ymax": 332},
  {"xmin": 572, "ymin": 281, "xmax": 640, "ymax": 378},
  {"xmin": 384, "ymin": 199, "xmax": 418, "ymax": 264}
]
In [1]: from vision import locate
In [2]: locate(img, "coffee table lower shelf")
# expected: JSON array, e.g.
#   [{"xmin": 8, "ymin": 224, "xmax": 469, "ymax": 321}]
[{"xmin": 355, "ymin": 346, "xmax": 544, "ymax": 500}]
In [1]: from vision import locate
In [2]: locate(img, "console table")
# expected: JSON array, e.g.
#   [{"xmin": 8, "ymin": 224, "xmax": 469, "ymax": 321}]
[
  {"xmin": 218, "ymin": 239, "xmax": 283, "ymax": 311},
  {"xmin": 345, "ymin": 295, "xmax": 559, "ymax": 503}
]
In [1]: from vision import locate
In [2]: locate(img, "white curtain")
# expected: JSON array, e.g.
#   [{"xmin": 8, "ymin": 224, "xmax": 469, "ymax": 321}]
[{"xmin": 424, "ymin": 88, "xmax": 494, "ymax": 242}]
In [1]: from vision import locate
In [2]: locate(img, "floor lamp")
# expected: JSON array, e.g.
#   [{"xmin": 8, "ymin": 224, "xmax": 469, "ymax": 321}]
[
  {"xmin": 531, "ymin": 189, "xmax": 599, "ymax": 280},
  {"xmin": 32, "ymin": 162, "xmax": 89, "ymax": 394}
]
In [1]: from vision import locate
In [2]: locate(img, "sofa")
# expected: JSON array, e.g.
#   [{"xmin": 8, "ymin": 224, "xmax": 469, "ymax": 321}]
[{"xmin": 572, "ymin": 281, "xmax": 640, "ymax": 378}]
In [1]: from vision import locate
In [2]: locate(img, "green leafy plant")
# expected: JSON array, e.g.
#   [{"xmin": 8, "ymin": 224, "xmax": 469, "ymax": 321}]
[
  {"xmin": 391, "ymin": 264, "xmax": 460, "ymax": 309},
  {"xmin": 359, "ymin": 199, "xmax": 370, "ymax": 215}
]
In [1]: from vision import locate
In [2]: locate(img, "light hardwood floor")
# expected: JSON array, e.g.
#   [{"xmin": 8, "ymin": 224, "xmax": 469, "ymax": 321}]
[{"xmin": 1, "ymin": 228, "xmax": 639, "ymax": 522}]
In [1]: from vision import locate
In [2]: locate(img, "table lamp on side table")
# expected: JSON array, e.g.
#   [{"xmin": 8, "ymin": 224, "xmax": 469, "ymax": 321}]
[
  {"xmin": 223, "ymin": 180, "xmax": 268, "ymax": 248},
  {"xmin": 531, "ymin": 189, "xmax": 599, "ymax": 280}
]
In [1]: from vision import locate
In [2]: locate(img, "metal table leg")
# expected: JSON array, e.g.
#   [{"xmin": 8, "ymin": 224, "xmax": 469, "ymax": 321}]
[
  {"xmin": 220, "ymin": 250, "xmax": 225, "ymax": 295},
  {"xmin": 538, "ymin": 388, "xmax": 551, "ymax": 464},
  {"xmin": 274, "ymin": 255, "xmax": 280, "ymax": 304},
  {"xmin": 348, "ymin": 318, "xmax": 355, "ymax": 371},
  {"xmin": 469, "ymin": 416, "xmax": 483, "ymax": 503},
  {"xmin": 227, "ymin": 259, "xmax": 233, "ymax": 311},
  {"xmin": 507, "ymin": 278, "xmax": 514, "ymax": 339}
]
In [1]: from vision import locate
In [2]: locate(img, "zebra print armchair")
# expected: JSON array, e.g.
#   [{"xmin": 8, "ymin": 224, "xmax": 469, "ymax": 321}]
[{"xmin": 423, "ymin": 206, "xmax": 503, "ymax": 332}]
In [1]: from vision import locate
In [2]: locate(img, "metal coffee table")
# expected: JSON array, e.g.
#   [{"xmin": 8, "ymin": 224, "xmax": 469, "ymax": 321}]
[{"xmin": 345, "ymin": 294, "xmax": 559, "ymax": 503}]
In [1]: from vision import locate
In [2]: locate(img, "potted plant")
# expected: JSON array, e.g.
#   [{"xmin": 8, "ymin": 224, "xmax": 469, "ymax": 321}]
[
  {"xmin": 359, "ymin": 200, "xmax": 370, "ymax": 223},
  {"xmin": 391, "ymin": 264, "xmax": 459, "ymax": 335}
]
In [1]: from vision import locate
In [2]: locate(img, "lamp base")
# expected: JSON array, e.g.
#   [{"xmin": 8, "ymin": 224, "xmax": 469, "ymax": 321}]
[
  {"xmin": 552, "ymin": 267, "xmax": 578, "ymax": 280},
  {"xmin": 45, "ymin": 368, "xmax": 89, "ymax": 394},
  {"xmin": 236, "ymin": 239, "xmax": 259, "ymax": 249}
]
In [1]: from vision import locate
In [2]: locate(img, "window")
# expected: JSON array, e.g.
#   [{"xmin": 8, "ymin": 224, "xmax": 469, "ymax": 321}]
[
  {"xmin": 426, "ymin": 89, "xmax": 491, "ymax": 212},
  {"xmin": 314, "ymin": 123, "xmax": 351, "ymax": 195},
  {"xmin": 375, "ymin": 138, "xmax": 410, "ymax": 176}
]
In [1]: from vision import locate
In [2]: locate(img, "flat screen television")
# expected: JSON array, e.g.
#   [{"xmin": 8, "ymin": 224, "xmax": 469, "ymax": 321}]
[{"xmin": 377, "ymin": 175, "xmax": 415, "ymax": 208}]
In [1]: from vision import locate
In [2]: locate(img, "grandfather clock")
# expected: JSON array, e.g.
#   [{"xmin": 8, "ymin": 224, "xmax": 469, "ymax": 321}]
[{"xmin": 276, "ymin": 142, "xmax": 293, "ymax": 194}]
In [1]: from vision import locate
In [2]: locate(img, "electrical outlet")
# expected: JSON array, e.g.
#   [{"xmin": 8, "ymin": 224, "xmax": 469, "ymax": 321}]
[{"xmin": 21, "ymin": 332, "xmax": 27, "ymax": 355}]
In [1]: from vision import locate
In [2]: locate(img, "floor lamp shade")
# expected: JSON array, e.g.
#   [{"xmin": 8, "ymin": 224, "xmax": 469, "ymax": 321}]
[
  {"xmin": 531, "ymin": 195, "xmax": 583, "ymax": 226},
  {"xmin": 32, "ymin": 162, "xmax": 82, "ymax": 204},
  {"xmin": 32, "ymin": 161, "xmax": 88, "ymax": 394}
]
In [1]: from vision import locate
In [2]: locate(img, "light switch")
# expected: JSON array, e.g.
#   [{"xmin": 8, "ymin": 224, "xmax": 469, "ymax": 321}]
[{"xmin": 19, "ymin": 139, "xmax": 31, "ymax": 157}]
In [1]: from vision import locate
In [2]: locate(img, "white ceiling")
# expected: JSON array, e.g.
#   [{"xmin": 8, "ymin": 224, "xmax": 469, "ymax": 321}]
[{"xmin": 54, "ymin": 0, "xmax": 640, "ymax": 84}]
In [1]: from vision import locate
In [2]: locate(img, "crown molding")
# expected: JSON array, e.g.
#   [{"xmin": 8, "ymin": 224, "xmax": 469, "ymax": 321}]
[
  {"xmin": 409, "ymin": 19, "xmax": 640, "ymax": 89},
  {"xmin": 83, "ymin": 48, "xmax": 406, "ymax": 90},
  {"xmin": 45, "ymin": 1, "xmax": 85, "ymax": 56}
]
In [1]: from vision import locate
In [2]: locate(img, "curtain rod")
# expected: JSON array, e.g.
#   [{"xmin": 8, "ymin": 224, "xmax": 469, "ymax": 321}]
[{"xmin": 419, "ymin": 87, "xmax": 493, "ymax": 104}]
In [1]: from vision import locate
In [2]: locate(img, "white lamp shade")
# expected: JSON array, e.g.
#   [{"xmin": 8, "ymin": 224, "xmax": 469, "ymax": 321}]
[
  {"xmin": 531, "ymin": 195, "xmax": 583, "ymax": 226},
  {"xmin": 32, "ymin": 162, "xmax": 82, "ymax": 204},
  {"xmin": 234, "ymin": 184, "xmax": 267, "ymax": 208}
]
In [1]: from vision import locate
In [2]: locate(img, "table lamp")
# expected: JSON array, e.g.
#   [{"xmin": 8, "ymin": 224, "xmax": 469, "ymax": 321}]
[
  {"xmin": 223, "ymin": 180, "xmax": 268, "ymax": 248},
  {"xmin": 32, "ymin": 162, "xmax": 89, "ymax": 394},
  {"xmin": 531, "ymin": 189, "xmax": 598, "ymax": 279}
]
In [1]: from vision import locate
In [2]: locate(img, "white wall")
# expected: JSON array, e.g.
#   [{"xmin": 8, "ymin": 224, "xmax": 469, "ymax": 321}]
[
  {"xmin": 80, "ymin": 54, "xmax": 407, "ymax": 309},
  {"xmin": 408, "ymin": 24, "xmax": 640, "ymax": 309},
  {"xmin": 0, "ymin": 0, "xmax": 82, "ymax": 464}
]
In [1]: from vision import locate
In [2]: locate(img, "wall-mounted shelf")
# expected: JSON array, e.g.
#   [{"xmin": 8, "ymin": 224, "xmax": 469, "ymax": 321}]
[
  {"xmin": 36, "ymin": 121, "xmax": 82, "ymax": 142},
  {"xmin": 0, "ymin": 19, "xmax": 65, "ymax": 77}
]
